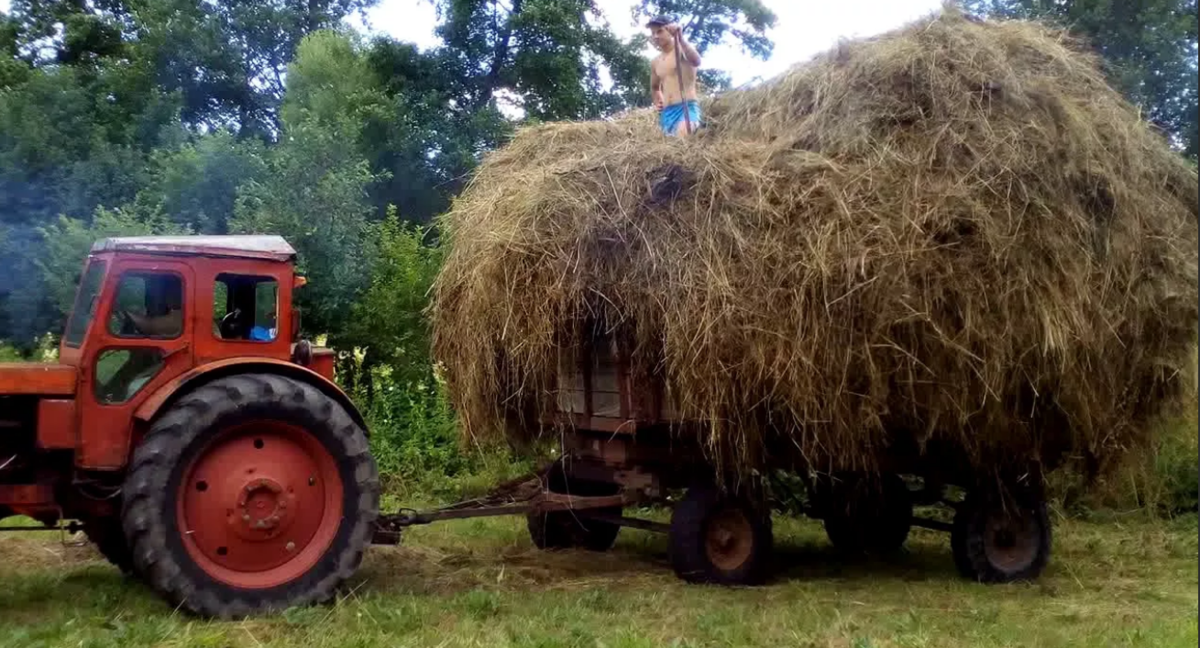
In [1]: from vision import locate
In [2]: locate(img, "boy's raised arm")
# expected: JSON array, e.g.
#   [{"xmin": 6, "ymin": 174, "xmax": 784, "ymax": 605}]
[{"xmin": 667, "ymin": 24, "xmax": 701, "ymax": 68}]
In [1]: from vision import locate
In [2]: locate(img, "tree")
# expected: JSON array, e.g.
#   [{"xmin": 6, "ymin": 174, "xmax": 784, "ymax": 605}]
[
  {"xmin": 0, "ymin": 63, "xmax": 181, "ymax": 226},
  {"xmin": 363, "ymin": 37, "xmax": 510, "ymax": 221},
  {"xmin": 38, "ymin": 207, "xmax": 190, "ymax": 317},
  {"xmin": 133, "ymin": 130, "xmax": 269, "ymax": 234},
  {"xmin": 348, "ymin": 208, "xmax": 443, "ymax": 386},
  {"xmin": 231, "ymin": 30, "xmax": 382, "ymax": 342},
  {"xmin": 433, "ymin": 0, "xmax": 650, "ymax": 120},
  {"xmin": 125, "ymin": 0, "xmax": 381, "ymax": 136},
  {"xmin": 966, "ymin": 0, "xmax": 1199, "ymax": 158},
  {"xmin": 4, "ymin": 0, "xmax": 130, "ymax": 67}
]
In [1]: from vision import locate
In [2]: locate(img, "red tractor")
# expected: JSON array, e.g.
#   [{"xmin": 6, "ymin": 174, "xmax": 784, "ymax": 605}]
[{"xmin": 0, "ymin": 236, "xmax": 379, "ymax": 618}]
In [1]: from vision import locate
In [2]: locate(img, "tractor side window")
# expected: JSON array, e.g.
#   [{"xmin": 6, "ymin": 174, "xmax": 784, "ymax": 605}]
[
  {"xmin": 93, "ymin": 348, "xmax": 164, "ymax": 404},
  {"xmin": 64, "ymin": 260, "xmax": 107, "ymax": 348},
  {"xmin": 108, "ymin": 272, "xmax": 184, "ymax": 339},
  {"xmin": 213, "ymin": 274, "xmax": 278, "ymax": 342}
]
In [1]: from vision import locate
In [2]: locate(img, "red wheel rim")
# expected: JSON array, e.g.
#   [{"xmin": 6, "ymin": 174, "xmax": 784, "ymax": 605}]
[{"xmin": 176, "ymin": 420, "xmax": 344, "ymax": 589}]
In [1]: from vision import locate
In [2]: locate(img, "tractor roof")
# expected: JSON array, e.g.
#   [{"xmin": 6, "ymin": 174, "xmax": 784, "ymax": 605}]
[{"xmin": 91, "ymin": 235, "xmax": 297, "ymax": 262}]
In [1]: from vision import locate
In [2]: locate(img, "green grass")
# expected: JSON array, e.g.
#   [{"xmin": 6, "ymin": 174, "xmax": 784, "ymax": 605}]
[{"xmin": 1, "ymin": 509, "xmax": 1196, "ymax": 648}]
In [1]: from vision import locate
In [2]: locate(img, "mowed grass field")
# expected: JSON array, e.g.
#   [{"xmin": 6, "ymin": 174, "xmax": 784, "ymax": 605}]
[{"xmin": 1, "ymin": 506, "xmax": 1196, "ymax": 648}]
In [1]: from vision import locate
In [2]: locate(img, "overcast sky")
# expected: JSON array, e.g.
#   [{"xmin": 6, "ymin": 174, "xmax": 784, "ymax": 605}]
[{"xmin": 1, "ymin": 0, "xmax": 947, "ymax": 86}]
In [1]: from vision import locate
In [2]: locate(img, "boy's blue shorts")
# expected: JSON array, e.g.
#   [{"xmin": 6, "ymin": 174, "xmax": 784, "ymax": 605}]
[{"xmin": 660, "ymin": 100, "xmax": 701, "ymax": 135}]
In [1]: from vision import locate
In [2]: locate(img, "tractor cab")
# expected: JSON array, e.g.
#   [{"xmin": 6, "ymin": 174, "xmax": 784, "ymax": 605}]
[{"xmin": 58, "ymin": 235, "xmax": 329, "ymax": 377}]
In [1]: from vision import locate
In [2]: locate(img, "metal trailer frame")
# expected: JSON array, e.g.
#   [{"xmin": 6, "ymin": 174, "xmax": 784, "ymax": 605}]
[{"xmin": 370, "ymin": 332, "xmax": 1054, "ymax": 586}]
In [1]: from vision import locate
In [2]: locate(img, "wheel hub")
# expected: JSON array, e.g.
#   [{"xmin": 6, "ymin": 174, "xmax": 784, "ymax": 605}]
[
  {"xmin": 231, "ymin": 477, "xmax": 295, "ymax": 536},
  {"xmin": 984, "ymin": 510, "xmax": 1038, "ymax": 572},
  {"xmin": 705, "ymin": 508, "xmax": 754, "ymax": 571},
  {"xmin": 176, "ymin": 421, "xmax": 343, "ymax": 588}
]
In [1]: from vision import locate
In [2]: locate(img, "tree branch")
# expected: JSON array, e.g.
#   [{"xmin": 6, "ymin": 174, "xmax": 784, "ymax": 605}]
[{"xmin": 473, "ymin": 0, "xmax": 523, "ymax": 111}]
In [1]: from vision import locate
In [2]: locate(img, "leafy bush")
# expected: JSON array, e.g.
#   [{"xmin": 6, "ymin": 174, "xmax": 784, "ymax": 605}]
[{"xmin": 334, "ymin": 208, "xmax": 503, "ymax": 494}]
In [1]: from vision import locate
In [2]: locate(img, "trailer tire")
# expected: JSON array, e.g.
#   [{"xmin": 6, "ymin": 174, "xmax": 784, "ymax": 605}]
[
  {"xmin": 121, "ymin": 374, "xmax": 379, "ymax": 618},
  {"xmin": 527, "ymin": 510, "xmax": 621, "ymax": 551},
  {"xmin": 669, "ymin": 486, "xmax": 772, "ymax": 585},
  {"xmin": 951, "ymin": 489, "xmax": 1050, "ymax": 583},
  {"xmin": 822, "ymin": 473, "xmax": 912, "ymax": 556},
  {"xmin": 527, "ymin": 471, "xmax": 621, "ymax": 551}
]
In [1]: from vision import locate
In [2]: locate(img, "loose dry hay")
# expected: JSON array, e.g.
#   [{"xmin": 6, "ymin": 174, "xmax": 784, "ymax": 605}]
[{"xmin": 430, "ymin": 9, "xmax": 1198, "ymax": 485}]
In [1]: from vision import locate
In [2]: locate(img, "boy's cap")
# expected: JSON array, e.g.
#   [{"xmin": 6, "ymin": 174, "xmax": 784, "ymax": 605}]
[{"xmin": 646, "ymin": 15, "xmax": 674, "ymax": 27}]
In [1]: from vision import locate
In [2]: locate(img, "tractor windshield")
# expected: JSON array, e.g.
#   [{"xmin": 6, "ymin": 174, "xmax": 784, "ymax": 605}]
[{"xmin": 63, "ymin": 260, "xmax": 107, "ymax": 348}]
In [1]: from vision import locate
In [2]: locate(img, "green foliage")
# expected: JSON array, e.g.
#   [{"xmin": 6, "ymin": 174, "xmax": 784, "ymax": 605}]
[
  {"xmin": 39, "ymin": 207, "xmax": 190, "ymax": 320},
  {"xmin": 1049, "ymin": 410, "xmax": 1199, "ymax": 519},
  {"xmin": 231, "ymin": 31, "xmax": 380, "ymax": 340},
  {"xmin": 434, "ymin": 0, "xmax": 652, "ymax": 119},
  {"xmin": 357, "ymin": 366, "xmax": 465, "ymax": 483},
  {"xmin": 134, "ymin": 130, "xmax": 269, "ymax": 234},
  {"xmin": 363, "ymin": 39, "xmax": 511, "ymax": 221},
  {"xmin": 966, "ymin": 0, "xmax": 1199, "ymax": 158},
  {"xmin": 350, "ymin": 208, "xmax": 443, "ymax": 373}
]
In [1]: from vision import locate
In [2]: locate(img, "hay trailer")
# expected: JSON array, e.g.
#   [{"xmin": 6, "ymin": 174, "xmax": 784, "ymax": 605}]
[{"xmin": 379, "ymin": 330, "xmax": 1053, "ymax": 588}]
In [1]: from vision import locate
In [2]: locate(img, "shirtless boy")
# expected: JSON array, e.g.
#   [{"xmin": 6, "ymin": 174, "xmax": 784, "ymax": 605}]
[{"xmin": 647, "ymin": 16, "xmax": 702, "ymax": 137}]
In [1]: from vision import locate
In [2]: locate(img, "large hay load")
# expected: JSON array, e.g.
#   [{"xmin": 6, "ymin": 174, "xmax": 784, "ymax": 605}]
[{"xmin": 431, "ymin": 10, "xmax": 1198, "ymax": 490}]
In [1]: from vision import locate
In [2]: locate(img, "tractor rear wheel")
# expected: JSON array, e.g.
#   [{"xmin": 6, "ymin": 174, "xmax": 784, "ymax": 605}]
[{"xmin": 121, "ymin": 374, "xmax": 379, "ymax": 618}]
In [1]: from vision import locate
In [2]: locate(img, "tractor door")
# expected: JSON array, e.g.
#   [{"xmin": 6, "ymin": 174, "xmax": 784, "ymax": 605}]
[{"xmin": 77, "ymin": 259, "xmax": 196, "ymax": 469}]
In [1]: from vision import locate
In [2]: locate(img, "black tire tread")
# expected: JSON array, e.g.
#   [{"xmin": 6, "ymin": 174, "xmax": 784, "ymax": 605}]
[
  {"xmin": 822, "ymin": 473, "xmax": 913, "ymax": 556},
  {"xmin": 121, "ymin": 373, "xmax": 379, "ymax": 618},
  {"xmin": 951, "ymin": 491, "xmax": 1051, "ymax": 584},
  {"xmin": 669, "ymin": 486, "xmax": 773, "ymax": 586},
  {"xmin": 527, "ymin": 510, "xmax": 621, "ymax": 551}
]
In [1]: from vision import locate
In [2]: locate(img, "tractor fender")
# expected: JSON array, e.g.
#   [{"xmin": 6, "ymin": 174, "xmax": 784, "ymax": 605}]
[{"xmin": 134, "ymin": 357, "xmax": 368, "ymax": 434}]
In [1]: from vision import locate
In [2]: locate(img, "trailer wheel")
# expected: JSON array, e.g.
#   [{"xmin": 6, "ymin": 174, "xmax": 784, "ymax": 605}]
[
  {"xmin": 669, "ymin": 486, "xmax": 772, "ymax": 585},
  {"xmin": 822, "ymin": 473, "xmax": 912, "ymax": 556},
  {"xmin": 527, "ymin": 472, "xmax": 621, "ymax": 551},
  {"xmin": 951, "ymin": 489, "xmax": 1050, "ymax": 583},
  {"xmin": 121, "ymin": 374, "xmax": 379, "ymax": 618},
  {"xmin": 527, "ymin": 509, "xmax": 621, "ymax": 551}
]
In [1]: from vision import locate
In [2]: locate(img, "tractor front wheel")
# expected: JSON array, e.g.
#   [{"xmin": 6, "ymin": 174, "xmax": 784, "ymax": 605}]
[{"xmin": 122, "ymin": 374, "xmax": 379, "ymax": 618}]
